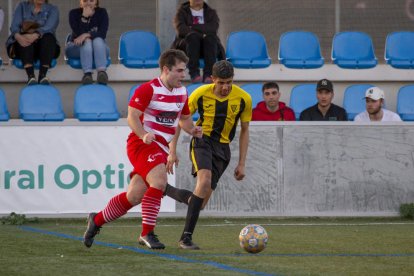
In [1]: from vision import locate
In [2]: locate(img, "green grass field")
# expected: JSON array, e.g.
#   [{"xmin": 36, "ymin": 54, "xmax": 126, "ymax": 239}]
[{"xmin": 1, "ymin": 217, "xmax": 414, "ymax": 276}]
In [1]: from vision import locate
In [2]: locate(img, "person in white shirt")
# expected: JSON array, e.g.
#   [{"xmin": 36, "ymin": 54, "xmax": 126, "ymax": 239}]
[{"xmin": 354, "ymin": 87, "xmax": 402, "ymax": 122}]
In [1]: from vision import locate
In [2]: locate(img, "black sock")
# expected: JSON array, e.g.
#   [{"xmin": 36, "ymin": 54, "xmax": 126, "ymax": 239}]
[
  {"xmin": 180, "ymin": 194, "xmax": 203, "ymax": 240},
  {"xmin": 164, "ymin": 184, "xmax": 192, "ymax": 204},
  {"xmin": 38, "ymin": 66, "xmax": 48, "ymax": 80},
  {"xmin": 25, "ymin": 66, "xmax": 35, "ymax": 79}
]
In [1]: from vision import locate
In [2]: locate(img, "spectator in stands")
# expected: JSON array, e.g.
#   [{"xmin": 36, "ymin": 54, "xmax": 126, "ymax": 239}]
[
  {"xmin": 66, "ymin": 0, "xmax": 109, "ymax": 85},
  {"xmin": 6, "ymin": 0, "xmax": 60, "ymax": 85},
  {"xmin": 354, "ymin": 87, "xmax": 402, "ymax": 122},
  {"xmin": 171, "ymin": 0, "xmax": 225, "ymax": 84},
  {"xmin": 252, "ymin": 82, "xmax": 295, "ymax": 121},
  {"xmin": 300, "ymin": 79, "xmax": 347, "ymax": 121}
]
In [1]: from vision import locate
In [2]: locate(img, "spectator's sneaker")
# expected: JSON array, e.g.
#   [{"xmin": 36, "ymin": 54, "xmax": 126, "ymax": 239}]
[
  {"xmin": 191, "ymin": 75, "xmax": 202, "ymax": 84},
  {"xmin": 203, "ymin": 76, "xmax": 213, "ymax": 84},
  {"xmin": 138, "ymin": 231, "xmax": 165, "ymax": 249},
  {"xmin": 82, "ymin": 73, "xmax": 93, "ymax": 85},
  {"xmin": 179, "ymin": 235, "xmax": 200, "ymax": 250},
  {"xmin": 27, "ymin": 77, "xmax": 37, "ymax": 86},
  {"xmin": 97, "ymin": 71, "xmax": 108, "ymax": 85},
  {"xmin": 83, "ymin": 212, "xmax": 101, "ymax": 248},
  {"xmin": 39, "ymin": 77, "xmax": 50, "ymax": 85}
]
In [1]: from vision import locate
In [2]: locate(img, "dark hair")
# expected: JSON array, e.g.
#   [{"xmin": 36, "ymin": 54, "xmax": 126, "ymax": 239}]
[
  {"xmin": 262, "ymin": 82, "xmax": 279, "ymax": 92},
  {"xmin": 79, "ymin": 0, "xmax": 100, "ymax": 7},
  {"xmin": 212, "ymin": 60, "xmax": 234, "ymax": 79},
  {"xmin": 30, "ymin": 0, "xmax": 49, "ymax": 3},
  {"xmin": 158, "ymin": 49, "xmax": 189, "ymax": 70}
]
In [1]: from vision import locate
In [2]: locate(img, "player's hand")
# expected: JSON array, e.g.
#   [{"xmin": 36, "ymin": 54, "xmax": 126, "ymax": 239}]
[
  {"xmin": 191, "ymin": 126, "xmax": 203, "ymax": 138},
  {"xmin": 234, "ymin": 164, "xmax": 245, "ymax": 181},
  {"xmin": 142, "ymin": 132, "xmax": 155, "ymax": 144},
  {"xmin": 166, "ymin": 152, "xmax": 179, "ymax": 174}
]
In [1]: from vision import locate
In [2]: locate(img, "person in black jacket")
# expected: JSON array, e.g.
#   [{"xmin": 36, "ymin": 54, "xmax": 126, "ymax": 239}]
[
  {"xmin": 65, "ymin": 0, "xmax": 109, "ymax": 84},
  {"xmin": 171, "ymin": 0, "xmax": 225, "ymax": 84}
]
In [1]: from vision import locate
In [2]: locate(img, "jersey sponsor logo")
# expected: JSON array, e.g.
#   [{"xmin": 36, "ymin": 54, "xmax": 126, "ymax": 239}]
[
  {"xmin": 147, "ymin": 152, "xmax": 163, "ymax": 162},
  {"xmin": 156, "ymin": 111, "xmax": 178, "ymax": 126}
]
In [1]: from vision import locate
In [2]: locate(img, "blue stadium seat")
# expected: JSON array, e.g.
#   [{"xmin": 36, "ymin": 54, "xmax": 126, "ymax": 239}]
[
  {"xmin": 186, "ymin": 83, "xmax": 205, "ymax": 121},
  {"xmin": 0, "ymin": 88, "xmax": 10, "ymax": 121},
  {"xmin": 279, "ymin": 31, "xmax": 324, "ymax": 69},
  {"xmin": 74, "ymin": 84, "xmax": 120, "ymax": 121},
  {"xmin": 64, "ymin": 34, "xmax": 111, "ymax": 69},
  {"xmin": 118, "ymin": 30, "xmax": 160, "ymax": 69},
  {"xmin": 343, "ymin": 84, "xmax": 374, "ymax": 121},
  {"xmin": 289, "ymin": 84, "xmax": 317, "ymax": 119},
  {"xmin": 241, "ymin": 83, "xmax": 263, "ymax": 109},
  {"xmin": 19, "ymin": 85, "xmax": 65, "ymax": 121},
  {"xmin": 332, "ymin": 31, "xmax": 377, "ymax": 69},
  {"xmin": 128, "ymin": 84, "xmax": 141, "ymax": 102},
  {"xmin": 13, "ymin": 59, "xmax": 57, "ymax": 69},
  {"xmin": 397, "ymin": 85, "xmax": 414, "ymax": 121},
  {"xmin": 0, "ymin": 57, "xmax": 2, "ymax": 67},
  {"xmin": 385, "ymin": 31, "xmax": 414, "ymax": 69},
  {"xmin": 226, "ymin": 31, "xmax": 271, "ymax": 68}
]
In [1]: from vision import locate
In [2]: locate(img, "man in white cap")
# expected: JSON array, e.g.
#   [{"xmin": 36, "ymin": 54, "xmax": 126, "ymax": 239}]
[{"xmin": 354, "ymin": 87, "xmax": 402, "ymax": 122}]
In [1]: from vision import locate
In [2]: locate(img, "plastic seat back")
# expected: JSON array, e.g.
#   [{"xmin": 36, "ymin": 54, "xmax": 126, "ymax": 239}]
[
  {"xmin": 385, "ymin": 31, "xmax": 414, "ymax": 69},
  {"xmin": 13, "ymin": 59, "xmax": 57, "ymax": 69},
  {"xmin": 343, "ymin": 84, "xmax": 374, "ymax": 121},
  {"xmin": 0, "ymin": 88, "xmax": 10, "ymax": 121},
  {"xmin": 241, "ymin": 83, "xmax": 263, "ymax": 109},
  {"xmin": 19, "ymin": 85, "xmax": 65, "ymax": 121},
  {"xmin": 332, "ymin": 31, "xmax": 377, "ymax": 69},
  {"xmin": 289, "ymin": 84, "xmax": 317, "ymax": 119},
  {"xmin": 397, "ymin": 85, "xmax": 414, "ymax": 121},
  {"xmin": 119, "ymin": 30, "xmax": 161, "ymax": 69},
  {"xmin": 74, "ymin": 84, "xmax": 120, "ymax": 121},
  {"xmin": 279, "ymin": 31, "xmax": 324, "ymax": 69},
  {"xmin": 226, "ymin": 31, "xmax": 271, "ymax": 68}
]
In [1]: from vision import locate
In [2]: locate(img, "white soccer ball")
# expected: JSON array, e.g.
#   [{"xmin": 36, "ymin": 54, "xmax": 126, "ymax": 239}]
[{"xmin": 239, "ymin": 224, "xmax": 268, "ymax": 254}]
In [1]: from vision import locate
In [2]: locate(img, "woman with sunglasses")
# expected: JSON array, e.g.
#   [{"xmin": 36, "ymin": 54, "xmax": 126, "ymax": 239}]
[
  {"xmin": 66, "ymin": 0, "xmax": 109, "ymax": 85},
  {"xmin": 6, "ymin": 0, "xmax": 60, "ymax": 85}
]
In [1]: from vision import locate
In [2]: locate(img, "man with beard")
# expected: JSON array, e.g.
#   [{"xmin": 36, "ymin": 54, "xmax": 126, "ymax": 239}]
[
  {"xmin": 300, "ymin": 79, "xmax": 348, "ymax": 121},
  {"xmin": 354, "ymin": 87, "xmax": 402, "ymax": 122}
]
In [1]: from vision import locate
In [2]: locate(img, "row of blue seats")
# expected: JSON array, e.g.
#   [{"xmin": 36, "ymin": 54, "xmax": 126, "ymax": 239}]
[
  {"xmin": 3, "ymin": 30, "xmax": 414, "ymax": 71},
  {"xmin": 1, "ymin": 82, "xmax": 413, "ymax": 122}
]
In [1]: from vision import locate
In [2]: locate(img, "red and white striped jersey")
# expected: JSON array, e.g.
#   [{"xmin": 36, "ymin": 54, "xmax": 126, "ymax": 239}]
[{"xmin": 128, "ymin": 78, "xmax": 190, "ymax": 153}]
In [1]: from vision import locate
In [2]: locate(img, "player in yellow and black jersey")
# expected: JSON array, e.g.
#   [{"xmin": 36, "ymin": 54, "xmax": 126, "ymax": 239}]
[{"xmin": 165, "ymin": 60, "xmax": 252, "ymax": 249}]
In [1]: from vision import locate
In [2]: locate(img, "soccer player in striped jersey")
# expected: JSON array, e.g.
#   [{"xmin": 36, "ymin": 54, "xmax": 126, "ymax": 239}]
[
  {"xmin": 165, "ymin": 60, "xmax": 252, "ymax": 249},
  {"xmin": 83, "ymin": 49, "xmax": 202, "ymax": 249}
]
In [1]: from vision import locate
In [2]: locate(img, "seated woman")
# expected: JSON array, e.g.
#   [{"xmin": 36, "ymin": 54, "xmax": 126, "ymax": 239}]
[
  {"xmin": 6, "ymin": 0, "xmax": 60, "ymax": 85},
  {"xmin": 65, "ymin": 0, "xmax": 109, "ymax": 85}
]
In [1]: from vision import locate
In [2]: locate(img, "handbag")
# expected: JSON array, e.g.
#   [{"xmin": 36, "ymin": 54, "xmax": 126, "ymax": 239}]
[{"xmin": 20, "ymin": 20, "xmax": 40, "ymax": 34}]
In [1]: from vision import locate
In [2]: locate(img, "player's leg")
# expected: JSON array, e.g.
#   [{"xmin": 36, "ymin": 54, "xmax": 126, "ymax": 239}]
[
  {"xmin": 83, "ymin": 174, "xmax": 145, "ymax": 248},
  {"xmin": 164, "ymin": 183, "xmax": 192, "ymax": 204},
  {"xmin": 138, "ymin": 163, "xmax": 168, "ymax": 250}
]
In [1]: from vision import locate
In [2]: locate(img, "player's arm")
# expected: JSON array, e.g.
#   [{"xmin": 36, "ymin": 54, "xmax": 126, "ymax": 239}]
[
  {"xmin": 127, "ymin": 106, "xmax": 154, "ymax": 144},
  {"xmin": 234, "ymin": 121, "xmax": 249, "ymax": 181}
]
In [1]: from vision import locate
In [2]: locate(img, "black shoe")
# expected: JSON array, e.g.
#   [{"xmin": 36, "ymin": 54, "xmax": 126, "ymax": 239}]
[
  {"xmin": 83, "ymin": 213, "xmax": 101, "ymax": 248},
  {"xmin": 179, "ymin": 234, "xmax": 200, "ymax": 250},
  {"xmin": 138, "ymin": 231, "xmax": 165, "ymax": 249},
  {"xmin": 39, "ymin": 76, "xmax": 50, "ymax": 85},
  {"xmin": 27, "ymin": 77, "xmax": 37, "ymax": 86},
  {"xmin": 82, "ymin": 73, "xmax": 93, "ymax": 85},
  {"xmin": 97, "ymin": 71, "xmax": 108, "ymax": 85}
]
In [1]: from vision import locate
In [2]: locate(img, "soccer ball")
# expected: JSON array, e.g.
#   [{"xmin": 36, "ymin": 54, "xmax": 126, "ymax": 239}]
[{"xmin": 239, "ymin": 224, "xmax": 268, "ymax": 254}]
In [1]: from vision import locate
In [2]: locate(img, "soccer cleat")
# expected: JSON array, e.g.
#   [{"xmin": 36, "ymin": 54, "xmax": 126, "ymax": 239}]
[
  {"xmin": 179, "ymin": 235, "xmax": 200, "ymax": 250},
  {"xmin": 83, "ymin": 212, "xmax": 101, "ymax": 248},
  {"xmin": 138, "ymin": 231, "xmax": 165, "ymax": 249}
]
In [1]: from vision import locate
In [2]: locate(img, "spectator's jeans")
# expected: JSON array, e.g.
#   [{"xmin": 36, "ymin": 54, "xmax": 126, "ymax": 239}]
[
  {"xmin": 13, "ymin": 33, "xmax": 59, "ymax": 67},
  {"xmin": 185, "ymin": 32, "xmax": 218, "ymax": 78},
  {"xmin": 65, "ymin": 37, "xmax": 109, "ymax": 73}
]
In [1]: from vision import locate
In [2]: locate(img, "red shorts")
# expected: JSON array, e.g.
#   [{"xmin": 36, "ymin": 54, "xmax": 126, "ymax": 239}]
[{"xmin": 127, "ymin": 135, "xmax": 168, "ymax": 183}]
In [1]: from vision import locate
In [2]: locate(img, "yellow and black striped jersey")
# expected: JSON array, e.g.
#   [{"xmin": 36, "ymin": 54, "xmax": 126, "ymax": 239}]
[{"xmin": 189, "ymin": 84, "xmax": 252, "ymax": 143}]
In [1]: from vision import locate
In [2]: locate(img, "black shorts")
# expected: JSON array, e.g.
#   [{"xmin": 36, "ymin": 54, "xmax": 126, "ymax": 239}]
[{"xmin": 189, "ymin": 135, "xmax": 231, "ymax": 190}]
